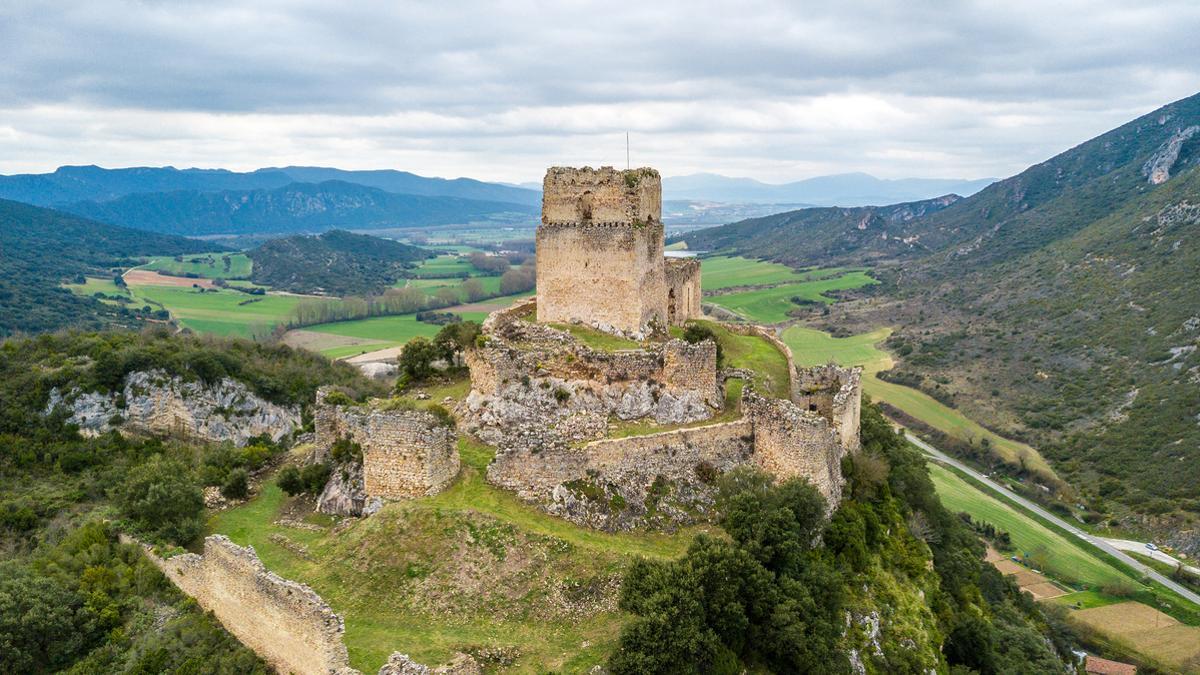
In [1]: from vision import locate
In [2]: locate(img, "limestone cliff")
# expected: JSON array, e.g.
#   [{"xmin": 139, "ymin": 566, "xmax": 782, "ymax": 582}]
[{"xmin": 46, "ymin": 369, "xmax": 300, "ymax": 446}]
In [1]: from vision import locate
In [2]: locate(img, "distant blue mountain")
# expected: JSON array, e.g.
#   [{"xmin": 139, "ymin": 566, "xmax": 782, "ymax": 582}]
[
  {"xmin": 663, "ymin": 172, "xmax": 995, "ymax": 206},
  {"xmin": 0, "ymin": 165, "xmax": 541, "ymax": 209}
]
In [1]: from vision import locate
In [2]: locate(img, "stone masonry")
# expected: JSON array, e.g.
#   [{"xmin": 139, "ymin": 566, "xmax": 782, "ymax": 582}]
[
  {"xmin": 664, "ymin": 256, "xmax": 702, "ymax": 326},
  {"xmin": 143, "ymin": 535, "xmax": 356, "ymax": 675},
  {"xmin": 315, "ymin": 388, "xmax": 459, "ymax": 500},
  {"xmin": 536, "ymin": 166, "xmax": 670, "ymax": 337}
]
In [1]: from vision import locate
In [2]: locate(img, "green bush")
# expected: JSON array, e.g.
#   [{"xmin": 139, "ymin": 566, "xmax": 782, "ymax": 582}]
[
  {"xmin": 301, "ymin": 463, "xmax": 332, "ymax": 494},
  {"xmin": 277, "ymin": 465, "xmax": 305, "ymax": 496},
  {"xmin": 682, "ymin": 323, "xmax": 724, "ymax": 366},
  {"xmin": 115, "ymin": 456, "xmax": 204, "ymax": 545},
  {"xmin": 220, "ymin": 468, "xmax": 250, "ymax": 500}
]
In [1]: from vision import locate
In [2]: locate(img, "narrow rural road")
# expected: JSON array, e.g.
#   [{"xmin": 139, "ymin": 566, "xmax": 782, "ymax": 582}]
[
  {"xmin": 1102, "ymin": 537, "xmax": 1200, "ymax": 577},
  {"xmin": 906, "ymin": 432, "xmax": 1200, "ymax": 606}
]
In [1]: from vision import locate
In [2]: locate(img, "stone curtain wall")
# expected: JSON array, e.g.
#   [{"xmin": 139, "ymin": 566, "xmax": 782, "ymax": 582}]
[
  {"xmin": 145, "ymin": 535, "xmax": 357, "ymax": 675},
  {"xmin": 664, "ymin": 257, "xmax": 702, "ymax": 325},
  {"xmin": 536, "ymin": 167, "xmax": 668, "ymax": 337},
  {"xmin": 315, "ymin": 390, "xmax": 459, "ymax": 500}
]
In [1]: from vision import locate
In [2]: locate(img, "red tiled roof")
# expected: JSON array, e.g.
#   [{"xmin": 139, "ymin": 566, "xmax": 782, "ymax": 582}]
[{"xmin": 1085, "ymin": 654, "xmax": 1137, "ymax": 675}]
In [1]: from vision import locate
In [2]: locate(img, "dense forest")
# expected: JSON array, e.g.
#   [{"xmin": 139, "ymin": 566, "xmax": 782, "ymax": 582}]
[
  {"xmin": 0, "ymin": 198, "xmax": 214, "ymax": 337},
  {"xmin": 247, "ymin": 229, "xmax": 433, "ymax": 295}
]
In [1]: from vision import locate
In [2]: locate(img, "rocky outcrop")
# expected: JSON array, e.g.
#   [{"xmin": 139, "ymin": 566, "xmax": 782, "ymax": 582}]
[
  {"xmin": 1142, "ymin": 125, "xmax": 1199, "ymax": 184},
  {"xmin": 46, "ymin": 369, "xmax": 300, "ymax": 446},
  {"xmin": 316, "ymin": 458, "xmax": 383, "ymax": 517}
]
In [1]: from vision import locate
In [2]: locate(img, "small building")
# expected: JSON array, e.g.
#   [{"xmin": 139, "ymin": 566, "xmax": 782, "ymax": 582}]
[{"xmin": 1085, "ymin": 654, "xmax": 1137, "ymax": 675}]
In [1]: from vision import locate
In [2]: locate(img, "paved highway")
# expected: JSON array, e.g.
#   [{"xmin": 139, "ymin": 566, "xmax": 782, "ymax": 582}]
[{"xmin": 907, "ymin": 432, "xmax": 1200, "ymax": 606}]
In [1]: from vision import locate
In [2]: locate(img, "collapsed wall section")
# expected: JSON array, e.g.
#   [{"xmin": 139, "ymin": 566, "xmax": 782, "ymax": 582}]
[{"xmin": 145, "ymin": 535, "xmax": 356, "ymax": 675}]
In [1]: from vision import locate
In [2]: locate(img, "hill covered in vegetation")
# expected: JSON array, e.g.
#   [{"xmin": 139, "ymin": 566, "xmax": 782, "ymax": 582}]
[
  {"xmin": 0, "ymin": 330, "xmax": 382, "ymax": 672},
  {"xmin": 680, "ymin": 92, "xmax": 1200, "ymax": 521},
  {"xmin": 247, "ymin": 229, "xmax": 433, "ymax": 295},
  {"xmin": 675, "ymin": 195, "xmax": 960, "ymax": 265},
  {"xmin": 0, "ymin": 198, "xmax": 215, "ymax": 336},
  {"xmin": 63, "ymin": 180, "xmax": 537, "ymax": 236}
]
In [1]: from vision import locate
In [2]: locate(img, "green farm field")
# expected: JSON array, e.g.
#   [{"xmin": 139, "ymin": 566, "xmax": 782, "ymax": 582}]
[
  {"xmin": 129, "ymin": 285, "xmax": 302, "ymax": 338},
  {"xmin": 782, "ymin": 325, "xmax": 1057, "ymax": 480},
  {"xmin": 704, "ymin": 270, "xmax": 877, "ymax": 324},
  {"xmin": 303, "ymin": 315, "xmax": 441, "ymax": 358},
  {"xmin": 63, "ymin": 276, "xmax": 130, "ymax": 304},
  {"xmin": 698, "ymin": 255, "xmax": 828, "ymax": 291},
  {"xmin": 408, "ymin": 254, "xmax": 478, "ymax": 278},
  {"xmin": 141, "ymin": 252, "xmax": 253, "ymax": 279},
  {"xmin": 928, "ymin": 463, "xmax": 1129, "ymax": 588}
]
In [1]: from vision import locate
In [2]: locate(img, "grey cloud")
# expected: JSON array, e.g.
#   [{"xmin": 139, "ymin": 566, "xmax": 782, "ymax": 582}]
[{"xmin": 0, "ymin": 0, "xmax": 1197, "ymax": 181}]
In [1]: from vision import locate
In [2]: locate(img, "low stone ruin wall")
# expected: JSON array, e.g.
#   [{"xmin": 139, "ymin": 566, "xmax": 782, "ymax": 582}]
[
  {"xmin": 315, "ymin": 389, "xmax": 459, "ymax": 500},
  {"xmin": 144, "ymin": 535, "xmax": 356, "ymax": 675}
]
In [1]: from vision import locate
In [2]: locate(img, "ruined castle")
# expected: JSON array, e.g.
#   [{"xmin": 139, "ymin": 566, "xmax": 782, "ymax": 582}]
[
  {"xmin": 314, "ymin": 165, "xmax": 863, "ymax": 530},
  {"xmin": 152, "ymin": 167, "xmax": 866, "ymax": 675}
]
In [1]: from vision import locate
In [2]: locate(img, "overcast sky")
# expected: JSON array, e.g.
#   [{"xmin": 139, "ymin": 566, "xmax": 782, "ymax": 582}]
[{"xmin": 1, "ymin": 1, "xmax": 1197, "ymax": 184}]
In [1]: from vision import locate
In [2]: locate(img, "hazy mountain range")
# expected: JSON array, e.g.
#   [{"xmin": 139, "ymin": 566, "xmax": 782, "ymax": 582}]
[{"xmin": 0, "ymin": 165, "xmax": 994, "ymax": 235}]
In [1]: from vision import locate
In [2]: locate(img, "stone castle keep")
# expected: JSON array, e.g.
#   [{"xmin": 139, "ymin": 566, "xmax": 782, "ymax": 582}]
[
  {"xmin": 536, "ymin": 166, "xmax": 701, "ymax": 336},
  {"xmin": 310, "ymin": 165, "xmax": 864, "ymax": 529}
]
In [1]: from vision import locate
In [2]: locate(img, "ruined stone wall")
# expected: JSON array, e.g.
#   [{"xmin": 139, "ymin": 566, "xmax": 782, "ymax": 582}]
[
  {"xmin": 542, "ymin": 166, "xmax": 661, "ymax": 226},
  {"xmin": 794, "ymin": 364, "xmax": 863, "ymax": 452},
  {"xmin": 486, "ymin": 418, "xmax": 754, "ymax": 498},
  {"xmin": 662, "ymin": 339, "xmax": 719, "ymax": 406},
  {"xmin": 744, "ymin": 390, "xmax": 847, "ymax": 505},
  {"xmin": 664, "ymin": 257, "xmax": 702, "ymax": 325},
  {"xmin": 315, "ymin": 390, "xmax": 459, "ymax": 500},
  {"xmin": 537, "ymin": 167, "xmax": 667, "ymax": 337},
  {"xmin": 146, "ymin": 535, "xmax": 356, "ymax": 675}
]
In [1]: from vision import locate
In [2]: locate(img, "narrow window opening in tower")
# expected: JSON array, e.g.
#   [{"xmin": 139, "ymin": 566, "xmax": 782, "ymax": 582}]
[
  {"xmin": 579, "ymin": 190, "xmax": 594, "ymax": 222},
  {"xmin": 667, "ymin": 287, "xmax": 677, "ymax": 324}
]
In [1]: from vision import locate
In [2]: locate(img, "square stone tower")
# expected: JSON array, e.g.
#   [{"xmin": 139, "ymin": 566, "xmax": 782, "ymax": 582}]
[{"xmin": 536, "ymin": 166, "xmax": 668, "ymax": 337}]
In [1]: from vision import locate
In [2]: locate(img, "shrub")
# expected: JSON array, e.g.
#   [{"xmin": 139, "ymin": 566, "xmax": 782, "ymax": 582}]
[
  {"xmin": 277, "ymin": 465, "xmax": 305, "ymax": 496},
  {"xmin": 116, "ymin": 456, "xmax": 204, "ymax": 545},
  {"xmin": 682, "ymin": 323, "xmax": 724, "ymax": 366},
  {"xmin": 220, "ymin": 468, "xmax": 250, "ymax": 500},
  {"xmin": 330, "ymin": 436, "xmax": 363, "ymax": 464},
  {"xmin": 301, "ymin": 463, "xmax": 332, "ymax": 494}
]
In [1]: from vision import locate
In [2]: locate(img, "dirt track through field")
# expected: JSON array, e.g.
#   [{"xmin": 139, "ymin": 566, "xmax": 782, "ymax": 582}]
[
  {"xmin": 281, "ymin": 330, "xmax": 387, "ymax": 353},
  {"xmin": 124, "ymin": 270, "xmax": 216, "ymax": 288}
]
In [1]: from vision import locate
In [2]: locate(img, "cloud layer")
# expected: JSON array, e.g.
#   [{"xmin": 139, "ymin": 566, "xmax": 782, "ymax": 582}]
[{"xmin": 1, "ymin": 0, "xmax": 1197, "ymax": 182}]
